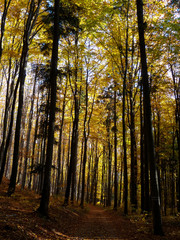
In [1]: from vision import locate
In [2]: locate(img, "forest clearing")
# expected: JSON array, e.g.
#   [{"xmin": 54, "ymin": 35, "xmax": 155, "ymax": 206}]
[
  {"xmin": 0, "ymin": 0, "xmax": 179, "ymax": 238},
  {"xmin": 0, "ymin": 178, "xmax": 180, "ymax": 240}
]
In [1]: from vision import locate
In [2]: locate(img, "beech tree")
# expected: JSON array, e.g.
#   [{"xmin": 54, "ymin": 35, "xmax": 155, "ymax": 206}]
[
  {"xmin": 0, "ymin": 0, "xmax": 11, "ymax": 60},
  {"xmin": 37, "ymin": 0, "xmax": 59, "ymax": 216},
  {"xmin": 0, "ymin": 0, "xmax": 179, "ymax": 234},
  {"xmin": 136, "ymin": 0, "xmax": 163, "ymax": 235},
  {"xmin": 8, "ymin": 0, "xmax": 42, "ymax": 196}
]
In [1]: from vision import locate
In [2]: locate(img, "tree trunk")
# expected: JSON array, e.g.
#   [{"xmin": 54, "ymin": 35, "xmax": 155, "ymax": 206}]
[
  {"xmin": 0, "ymin": 78, "xmax": 20, "ymax": 183},
  {"xmin": 77, "ymin": 141, "xmax": 83, "ymax": 202},
  {"xmin": 0, "ymin": 0, "xmax": 12, "ymax": 60},
  {"xmin": 107, "ymin": 115, "xmax": 112, "ymax": 207},
  {"xmin": 86, "ymin": 150, "xmax": 92, "ymax": 203},
  {"xmin": 28, "ymin": 96, "xmax": 39, "ymax": 189},
  {"xmin": 114, "ymin": 84, "xmax": 118, "ymax": 210},
  {"xmin": 122, "ymin": 1, "xmax": 129, "ymax": 215},
  {"xmin": 170, "ymin": 64, "xmax": 180, "ymax": 212},
  {"xmin": 21, "ymin": 73, "xmax": 37, "ymax": 189},
  {"xmin": 37, "ymin": 0, "xmax": 59, "ymax": 216},
  {"xmin": 140, "ymin": 84, "xmax": 145, "ymax": 212},
  {"xmin": 64, "ymin": 108, "xmax": 79, "ymax": 205},
  {"xmin": 130, "ymin": 85, "xmax": 137, "ymax": 212},
  {"xmin": 136, "ymin": 0, "xmax": 163, "ymax": 235},
  {"xmin": 64, "ymin": 31, "xmax": 80, "ymax": 205},
  {"xmin": 56, "ymin": 80, "xmax": 67, "ymax": 195},
  {"xmin": 7, "ymin": 0, "xmax": 42, "ymax": 196}
]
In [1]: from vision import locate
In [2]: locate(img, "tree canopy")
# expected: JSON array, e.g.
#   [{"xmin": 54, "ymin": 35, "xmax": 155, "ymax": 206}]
[{"xmin": 0, "ymin": 0, "xmax": 179, "ymax": 235}]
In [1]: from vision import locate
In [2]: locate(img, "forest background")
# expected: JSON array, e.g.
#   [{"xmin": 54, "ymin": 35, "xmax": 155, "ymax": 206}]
[{"xmin": 0, "ymin": 0, "xmax": 179, "ymax": 235}]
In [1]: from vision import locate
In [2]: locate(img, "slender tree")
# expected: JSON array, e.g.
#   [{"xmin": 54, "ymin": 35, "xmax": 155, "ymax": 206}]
[
  {"xmin": 122, "ymin": 1, "xmax": 129, "ymax": 214},
  {"xmin": 136, "ymin": 0, "xmax": 163, "ymax": 235},
  {"xmin": 21, "ymin": 69, "xmax": 37, "ymax": 189},
  {"xmin": 0, "ymin": 0, "xmax": 12, "ymax": 60},
  {"xmin": 37, "ymin": 0, "xmax": 59, "ymax": 216},
  {"xmin": 7, "ymin": 0, "xmax": 42, "ymax": 196},
  {"xmin": 113, "ymin": 81, "xmax": 118, "ymax": 210}
]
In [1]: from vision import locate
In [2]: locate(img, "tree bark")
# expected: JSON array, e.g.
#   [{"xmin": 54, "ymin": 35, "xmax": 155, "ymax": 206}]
[
  {"xmin": 7, "ymin": 0, "xmax": 42, "ymax": 196},
  {"xmin": 140, "ymin": 83, "xmax": 145, "ymax": 212},
  {"xmin": 0, "ymin": 77, "xmax": 20, "ymax": 183},
  {"xmin": 0, "ymin": 0, "xmax": 12, "ymax": 60},
  {"xmin": 37, "ymin": 0, "xmax": 59, "ymax": 216},
  {"xmin": 28, "ymin": 95, "xmax": 40, "ymax": 189},
  {"xmin": 107, "ymin": 114, "xmax": 112, "ymax": 207},
  {"xmin": 136, "ymin": 0, "xmax": 163, "ymax": 235},
  {"xmin": 64, "ymin": 31, "xmax": 80, "ymax": 205},
  {"xmin": 130, "ymin": 82, "xmax": 137, "ymax": 211},
  {"xmin": 170, "ymin": 64, "xmax": 180, "ymax": 212},
  {"xmin": 21, "ymin": 73, "xmax": 37, "ymax": 189},
  {"xmin": 56, "ymin": 80, "xmax": 67, "ymax": 195},
  {"xmin": 114, "ymin": 83, "xmax": 118, "ymax": 210}
]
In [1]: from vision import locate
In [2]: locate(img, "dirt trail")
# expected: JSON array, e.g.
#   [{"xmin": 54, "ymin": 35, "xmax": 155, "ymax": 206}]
[{"xmin": 74, "ymin": 205, "xmax": 136, "ymax": 240}]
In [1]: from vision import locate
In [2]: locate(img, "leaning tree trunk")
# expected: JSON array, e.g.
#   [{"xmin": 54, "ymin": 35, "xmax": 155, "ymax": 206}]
[
  {"xmin": 136, "ymin": 0, "xmax": 163, "ymax": 235},
  {"xmin": 37, "ymin": 0, "xmax": 59, "ymax": 216},
  {"xmin": 0, "ymin": 59, "xmax": 12, "ymax": 167},
  {"xmin": 0, "ymin": 78, "xmax": 20, "ymax": 183},
  {"xmin": 0, "ymin": 0, "xmax": 12, "ymax": 60}
]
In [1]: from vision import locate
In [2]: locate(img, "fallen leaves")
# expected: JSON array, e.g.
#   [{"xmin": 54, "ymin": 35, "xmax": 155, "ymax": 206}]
[{"xmin": 0, "ymin": 178, "xmax": 180, "ymax": 240}]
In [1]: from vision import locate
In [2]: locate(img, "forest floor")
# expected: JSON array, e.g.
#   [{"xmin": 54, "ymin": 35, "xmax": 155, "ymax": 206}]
[{"xmin": 0, "ymin": 178, "xmax": 180, "ymax": 240}]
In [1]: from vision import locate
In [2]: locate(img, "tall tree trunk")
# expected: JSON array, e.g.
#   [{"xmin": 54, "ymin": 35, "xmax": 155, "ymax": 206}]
[
  {"xmin": 136, "ymin": 0, "xmax": 163, "ymax": 235},
  {"xmin": 80, "ymin": 67, "xmax": 95, "ymax": 207},
  {"xmin": 28, "ymin": 96, "xmax": 39, "ymax": 189},
  {"xmin": 170, "ymin": 64, "xmax": 180, "ymax": 212},
  {"xmin": 0, "ymin": 58, "xmax": 12, "ymax": 167},
  {"xmin": 0, "ymin": 78, "xmax": 20, "ymax": 183},
  {"xmin": 92, "ymin": 141, "xmax": 99, "ymax": 205},
  {"xmin": 101, "ymin": 146, "xmax": 106, "ymax": 205},
  {"xmin": 38, "ymin": 93, "xmax": 49, "ymax": 194},
  {"xmin": 64, "ymin": 107, "xmax": 79, "ymax": 205},
  {"xmin": 70, "ymin": 32, "xmax": 80, "ymax": 204},
  {"xmin": 140, "ymin": 84, "xmax": 145, "ymax": 212},
  {"xmin": 7, "ymin": 0, "xmax": 42, "ymax": 196},
  {"xmin": 21, "ymin": 73, "xmax": 37, "ymax": 189},
  {"xmin": 77, "ymin": 141, "xmax": 83, "ymax": 202},
  {"xmin": 86, "ymin": 150, "xmax": 92, "ymax": 203},
  {"xmin": 80, "ymin": 72, "xmax": 88, "ymax": 208},
  {"xmin": 107, "ymin": 114, "xmax": 112, "ymax": 207},
  {"xmin": 171, "ymin": 129, "xmax": 176, "ymax": 215},
  {"xmin": 129, "ymin": 84, "xmax": 137, "ymax": 211},
  {"xmin": 37, "ymin": 0, "xmax": 59, "ymax": 216},
  {"xmin": 0, "ymin": 59, "xmax": 19, "ymax": 173},
  {"xmin": 122, "ymin": 0, "xmax": 129, "ymax": 215},
  {"xmin": 114, "ymin": 83, "xmax": 118, "ymax": 210},
  {"xmin": 118, "ymin": 154, "xmax": 123, "ymax": 207},
  {"xmin": 56, "ymin": 80, "xmax": 67, "ymax": 195},
  {"xmin": 64, "ymin": 30, "xmax": 80, "ymax": 205},
  {"xmin": 17, "ymin": 108, "xmax": 27, "ymax": 184},
  {"xmin": 0, "ymin": 0, "xmax": 12, "ymax": 60}
]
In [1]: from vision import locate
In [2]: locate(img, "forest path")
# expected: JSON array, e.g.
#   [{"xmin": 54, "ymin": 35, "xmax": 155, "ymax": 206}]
[{"xmin": 74, "ymin": 204, "xmax": 136, "ymax": 240}]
